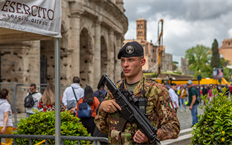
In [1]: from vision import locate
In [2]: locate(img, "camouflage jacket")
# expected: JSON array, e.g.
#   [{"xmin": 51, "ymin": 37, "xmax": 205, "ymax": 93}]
[{"xmin": 94, "ymin": 76, "xmax": 180, "ymax": 144}]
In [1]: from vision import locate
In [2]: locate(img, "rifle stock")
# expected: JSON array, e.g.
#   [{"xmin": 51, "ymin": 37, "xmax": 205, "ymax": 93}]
[{"xmin": 98, "ymin": 74, "xmax": 160, "ymax": 144}]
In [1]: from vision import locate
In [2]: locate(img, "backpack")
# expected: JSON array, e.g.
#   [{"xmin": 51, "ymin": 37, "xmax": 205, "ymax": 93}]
[
  {"xmin": 78, "ymin": 99, "xmax": 95, "ymax": 118},
  {"xmin": 24, "ymin": 93, "xmax": 35, "ymax": 108},
  {"xmin": 97, "ymin": 91, "xmax": 105, "ymax": 103}
]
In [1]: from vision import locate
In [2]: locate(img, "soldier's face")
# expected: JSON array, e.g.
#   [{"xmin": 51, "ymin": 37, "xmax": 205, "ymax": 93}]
[{"xmin": 121, "ymin": 57, "xmax": 146, "ymax": 78}]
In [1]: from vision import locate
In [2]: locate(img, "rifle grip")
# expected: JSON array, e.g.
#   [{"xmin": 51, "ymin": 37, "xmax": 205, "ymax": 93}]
[{"xmin": 116, "ymin": 108, "xmax": 122, "ymax": 117}]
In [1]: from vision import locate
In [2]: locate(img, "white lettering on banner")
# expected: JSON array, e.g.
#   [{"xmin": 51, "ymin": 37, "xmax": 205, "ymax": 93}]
[{"xmin": 1, "ymin": 0, "xmax": 54, "ymax": 20}]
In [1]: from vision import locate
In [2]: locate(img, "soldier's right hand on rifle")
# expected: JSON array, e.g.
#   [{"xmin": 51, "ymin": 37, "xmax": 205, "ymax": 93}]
[{"xmin": 99, "ymin": 99, "xmax": 121, "ymax": 113}]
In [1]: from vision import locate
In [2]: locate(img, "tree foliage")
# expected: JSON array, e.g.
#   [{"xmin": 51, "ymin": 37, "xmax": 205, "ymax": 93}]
[
  {"xmin": 210, "ymin": 39, "xmax": 220, "ymax": 68},
  {"xmin": 185, "ymin": 44, "xmax": 211, "ymax": 77}
]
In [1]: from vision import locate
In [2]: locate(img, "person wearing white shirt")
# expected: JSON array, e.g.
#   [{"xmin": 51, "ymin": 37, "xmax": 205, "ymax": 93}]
[
  {"xmin": 169, "ymin": 83, "xmax": 179, "ymax": 113},
  {"xmin": 62, "ymin": 76, "xmax": 84, "ymax": 110},
  {"xmin": 0, "ymin": 89, "xmax": 13, "ymax": 144}
]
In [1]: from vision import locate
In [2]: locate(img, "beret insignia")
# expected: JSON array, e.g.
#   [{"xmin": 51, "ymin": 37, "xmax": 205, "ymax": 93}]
[{"xmin": 126, "ymin": 45, "xmax": 134, "ymax": 54}]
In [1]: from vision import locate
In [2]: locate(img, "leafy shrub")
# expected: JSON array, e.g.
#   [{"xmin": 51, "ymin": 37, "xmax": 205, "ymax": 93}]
[
  {"xmin": 14, "ymin": 111, "xmax": 91, "ymax": 144},
  {"xmin": 191, "ymin": 88, "xmax": 232, "ymax": 144},
  {"xmin": 152, "ymin": 73, "xmax": 157, "ymax": 78},
  {"xmin": 173, "ymin": 71, "xmax": 182, "ymax": 75}
]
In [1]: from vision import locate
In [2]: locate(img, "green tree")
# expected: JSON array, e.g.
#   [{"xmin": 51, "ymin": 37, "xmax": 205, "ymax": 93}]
[
  {"xmin": 210, "ymin": 39, "xmax": 220, "ymax": 68},
  {"xmin": 185, "ymin": 44, "xmax": 211, "ymax": 71}
]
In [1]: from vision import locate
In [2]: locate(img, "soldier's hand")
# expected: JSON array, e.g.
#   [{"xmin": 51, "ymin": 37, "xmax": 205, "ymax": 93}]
[
  {"xmin": 133, "ymin": 129, "xmax": 148, "ymax": 143},
  {"xmin": 100, "ymin": 99, "xmax": 121, "ymax": 113}
]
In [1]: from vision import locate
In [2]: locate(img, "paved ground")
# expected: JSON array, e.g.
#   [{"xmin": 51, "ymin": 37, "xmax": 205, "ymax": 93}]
[{"xmin": 177, "ymin": 105, "xmax": 204, "ymax": 130}]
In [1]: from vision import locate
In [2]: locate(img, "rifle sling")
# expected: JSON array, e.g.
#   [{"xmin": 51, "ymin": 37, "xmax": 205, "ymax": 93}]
[{"xmin": 117, "ymin": 117, "xmax": 127, "ymax": 132}]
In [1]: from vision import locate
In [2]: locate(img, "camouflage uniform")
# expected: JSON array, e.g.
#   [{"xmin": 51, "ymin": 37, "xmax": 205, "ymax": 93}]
[{"xmin": 94, "ymin": 76, "xmax": 180, "ymax": 144}]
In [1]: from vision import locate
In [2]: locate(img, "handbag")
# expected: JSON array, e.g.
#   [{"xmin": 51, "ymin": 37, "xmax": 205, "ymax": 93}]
[
  {"xmin": 78, "ymin": 99, "xmax": 95, "ymax": 118},
  {"xmin": 67, "ymin": 87, "xmax": 78, "ymax": 110}
]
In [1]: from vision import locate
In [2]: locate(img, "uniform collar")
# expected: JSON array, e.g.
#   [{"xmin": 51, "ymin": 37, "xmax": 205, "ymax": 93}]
[{"xmin": 123, "ymin": 75, "xmax": 147, "ymax": 95}]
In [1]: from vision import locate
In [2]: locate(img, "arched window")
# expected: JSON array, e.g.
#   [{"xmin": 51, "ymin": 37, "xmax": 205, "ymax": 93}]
[
  {"xmin": 141, "ymin": 25, "xmax": 143, "ymax": 28},
  {"xmin": 228, "ymin": 42, "xmax": 230, "ymax": 45},
  {"xmin": 138, "ymin": 24, "xmax": 140, "ymax": 28}
]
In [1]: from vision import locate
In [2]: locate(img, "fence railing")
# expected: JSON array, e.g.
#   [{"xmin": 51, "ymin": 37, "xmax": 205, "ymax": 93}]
[{"xmin": 0, "ymin": 134, "xmax": 108, "ymax": 145}]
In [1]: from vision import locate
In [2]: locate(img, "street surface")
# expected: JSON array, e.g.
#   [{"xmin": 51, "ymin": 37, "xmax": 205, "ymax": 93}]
[{"xmin": 177, "ymin": 105, "xmax": 204, "ymax": 130}]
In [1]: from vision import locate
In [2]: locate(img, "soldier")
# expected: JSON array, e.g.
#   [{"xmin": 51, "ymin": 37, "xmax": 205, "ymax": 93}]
[{"xmin": 94, "ymin": 41, "xmax": 180, "ymax": 144}]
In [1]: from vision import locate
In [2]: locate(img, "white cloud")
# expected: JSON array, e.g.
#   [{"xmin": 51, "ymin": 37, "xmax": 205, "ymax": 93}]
[
  {"xmin": 228, "ymin": 29, "xmax": 232, "ymax": 38},
  {"xmin": 124, "ymin": 0, "xmax": 232, "ymax": 65}
]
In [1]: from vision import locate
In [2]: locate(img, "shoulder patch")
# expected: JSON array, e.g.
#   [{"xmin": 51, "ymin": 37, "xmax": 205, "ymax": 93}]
[{"xmin": 168, "ymin": 101, "xmax": 174, "ymax": 109}]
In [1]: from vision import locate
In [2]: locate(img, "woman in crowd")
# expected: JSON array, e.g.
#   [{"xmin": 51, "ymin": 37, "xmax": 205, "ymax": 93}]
[
  {"xmin": 179, "ymin": 86, "xmax": 188, "ymax": 112},
  {"xmin": 207, "ymin": 86, "xmax": 213, "ymax": 101},
  {"xmin": 0, "ymin": 89, "xmax": 13, "ymax": 144},
  {"xmin": 37, "ymin": 84, "xmax": 65, "ymax": 112},
  {"xmin": 74, "ymin": 86, "xmax": 100, "ymax": 136}
]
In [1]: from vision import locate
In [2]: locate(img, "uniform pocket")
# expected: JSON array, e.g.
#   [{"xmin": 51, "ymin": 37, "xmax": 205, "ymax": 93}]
[{"xmin": 110, "ymin": 130, "xmax": 132, "ymax": 145}]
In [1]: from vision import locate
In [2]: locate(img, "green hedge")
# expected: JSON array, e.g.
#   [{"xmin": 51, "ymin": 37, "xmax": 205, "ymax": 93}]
[
  {"xmin": 191, "ymin": 88, "xmax": 232, "ymax": 144},
  {"xmin": 14, "ymin": 111, "xmax": 91, "ymax": 144}
]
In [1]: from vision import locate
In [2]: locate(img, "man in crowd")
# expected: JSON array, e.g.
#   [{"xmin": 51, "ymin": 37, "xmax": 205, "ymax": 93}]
[
  {"xmin": 25, "ymin": 84, "xmax": 42, "ymax": 117},
  {"xmin": 94, "ymin": 85, "xmax": 107, "ymax": 104},
  {"xmin": 169, "ymin": 83, "xmax": 179, "ymax": 113},
  {"xmin": 62, "ymin": 76, "xmax": 84, "ymax": 110},
  {"xmin": 187, "ymin": 80, "xmax": 198, "ymax": 127},
  {"xmin": 95, "ymin": 41, "xmax": 180, "ymax": 144}
]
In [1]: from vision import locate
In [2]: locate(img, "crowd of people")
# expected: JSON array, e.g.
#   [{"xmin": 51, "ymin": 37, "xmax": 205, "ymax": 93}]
[
  {"xmin": 166, "ymin": 80, "xmax": 231, "ymax": 127},
  {"xmin": 0, "ymin": 76, "xmax": 231, "ymax": 143},
  {"xmin": 0, "ymin": 76, "xmax": 108, "ymax": 144}
]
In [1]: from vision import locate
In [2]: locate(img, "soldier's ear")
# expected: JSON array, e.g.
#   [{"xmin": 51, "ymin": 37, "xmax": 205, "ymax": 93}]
[{"xmin": 140, "ymin": 58, "xmax": 146, "ymax": 66}]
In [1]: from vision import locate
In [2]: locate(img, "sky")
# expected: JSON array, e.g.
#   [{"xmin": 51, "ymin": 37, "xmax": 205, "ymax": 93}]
[{"xmin": 123, "ymin": 0, "xmax": 232, "ymax": 66}]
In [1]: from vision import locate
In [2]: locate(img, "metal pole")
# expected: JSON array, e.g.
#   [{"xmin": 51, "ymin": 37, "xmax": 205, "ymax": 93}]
[
  {"xmin": 12, "ymin": 83, "xmax": 17, "ymax": 127},
  {"xmin": 54, "ymin": 38, "xmax": 60, "ymax": 145}
]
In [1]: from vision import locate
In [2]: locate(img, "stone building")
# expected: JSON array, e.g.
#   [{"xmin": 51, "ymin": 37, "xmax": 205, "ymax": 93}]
[
  {"xmin": 0, "ymin": 0, "xmax": 128, "ymax": 112},
  {"xmin": 180, "ymin": 57, "xmax": 189, "ymax": 75},
  {"xmin": 124, "ymin": 18, "xmax": 158, "ymax": 71},
  {"xmin": 161, "ymin": 53, "xmax": 173, "ymax": 72},
  {"xmin": 219, "ymin": 38, "xmax": 232, "ymax": 63}
]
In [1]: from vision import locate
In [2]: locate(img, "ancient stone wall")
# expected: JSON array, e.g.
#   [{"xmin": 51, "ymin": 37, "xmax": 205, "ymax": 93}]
[{"xmin": 0, "ymin": 0, "xmax": 128, "ymax": 112}]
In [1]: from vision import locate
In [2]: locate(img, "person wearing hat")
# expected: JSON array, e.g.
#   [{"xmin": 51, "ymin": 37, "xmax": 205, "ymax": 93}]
[
  {"xmin": 94, "ymin": 41, "xmax": 180, "ymax": 144},
  {"xmin": 187, "ymin": 80, "xmax": 198, "ymax": 127}
]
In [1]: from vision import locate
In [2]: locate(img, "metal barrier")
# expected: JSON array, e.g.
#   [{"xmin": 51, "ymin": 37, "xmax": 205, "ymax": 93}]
[{"xmin": 0, "ymin": 134, "xmax": 108, "ymax": 145}]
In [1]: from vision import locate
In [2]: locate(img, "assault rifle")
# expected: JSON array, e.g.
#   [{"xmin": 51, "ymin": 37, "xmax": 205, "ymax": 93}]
[{"xmin": 98, "ymin": 74, "xmax": 160, "ymax": 144}]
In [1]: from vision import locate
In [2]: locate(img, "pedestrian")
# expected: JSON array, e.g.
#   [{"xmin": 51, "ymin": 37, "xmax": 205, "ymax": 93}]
[
  {"xmin": 62, "ymin": 76, "xmax": 84, "ymax": 110},
  {"xmin": 93, "ymin": 85, "xmax": 107, "ymax": 104},
  {"xmin": 116, "ymin": 71, "xmax": 126, "ymax": 83},
  {"xmin": 95, "ymin": 41, "xmax": 180, "ymax": 144},
  {"xmin": 179, "ymin": 86, "xmax": 188, "ymax": 112},
  {"xmin": 0, "ymin": 89, "xmax": 13, "ymax": 145},
  {"xmin": 187, "ymin": 80, "xmax": 198, "ymax": 127},
  {"xmin": 37, "ymin": 84, "xmax": 65, "ymax": 112},
  {"xmin": 207, "ymin": 86, "xmax": 213, "ymax": 101},
  {"xmin": 169, "ymin": 83, "xmax": 179, "ymax": 113},
  {"xmin": 202, "ymin": 85, "xmax": 208, "ymax": 97},
  {"xmin": 25, "ymin": 83, "xmax": 42, "ymax": 117},
  {"xmin": 73, "ymin": 86, "xmax": 99, "ymax": 136}
]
